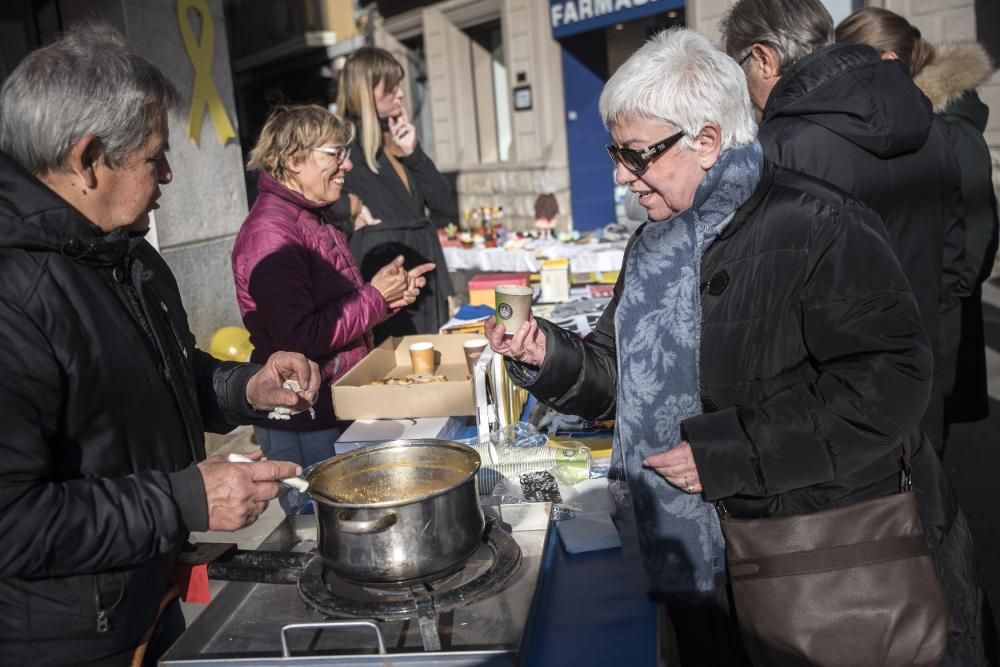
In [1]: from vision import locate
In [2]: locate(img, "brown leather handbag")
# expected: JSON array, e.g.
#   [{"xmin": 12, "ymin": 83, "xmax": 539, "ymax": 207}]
[{"xmin": 718, "ymin": 441, "xmax": 948, "ymax": 667}]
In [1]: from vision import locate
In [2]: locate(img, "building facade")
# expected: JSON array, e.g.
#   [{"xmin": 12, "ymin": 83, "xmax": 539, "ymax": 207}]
[
  {"xmin": 391, "ymin": 0, "xmax": 999, "ymax": 232},
  {"xmin": 365, "ymin": 0, "xmax": 571, "ymax": 232}
]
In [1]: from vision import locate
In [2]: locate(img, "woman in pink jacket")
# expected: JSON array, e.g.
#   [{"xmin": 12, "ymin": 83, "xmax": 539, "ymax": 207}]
[{"xmin": 232, "ymin": 105, "xmax": 434, "ymax": 513}]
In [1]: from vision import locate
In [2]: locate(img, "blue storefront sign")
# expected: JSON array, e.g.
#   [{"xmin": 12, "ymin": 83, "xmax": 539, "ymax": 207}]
[
  {"xmin": 550, "ymin": 0, "xmax": 682, "ymax": 39},
  {"xmin": 550, "ymin": 0, "xmax": 683, "ymax": 229}
]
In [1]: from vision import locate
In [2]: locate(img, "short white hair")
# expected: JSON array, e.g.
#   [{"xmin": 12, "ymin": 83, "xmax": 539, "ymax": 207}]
[{"xmin": 599, "ymin": 28, "xmax": 756, "ymax": 151}]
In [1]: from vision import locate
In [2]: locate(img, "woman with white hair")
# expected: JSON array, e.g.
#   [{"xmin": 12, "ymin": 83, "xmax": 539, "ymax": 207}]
[{"xmin": 486, "ymin": 28, "xmax": 944, "ymax": 663}]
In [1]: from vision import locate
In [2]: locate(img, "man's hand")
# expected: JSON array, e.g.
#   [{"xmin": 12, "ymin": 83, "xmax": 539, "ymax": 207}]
[
  {"xmin": 245, "ymin": 352, "xmax": 320, "ymax": 412},
  {"xmin": 484, "ymin": 314, "xmax": 547, "ymax": 366},
  {"xmin": 643, "ymin": 441, "xmax": 703, "ymax": 494},
  {"xmin": 197, "ymin": 450, "xmax": 302, "ymax": 530}
]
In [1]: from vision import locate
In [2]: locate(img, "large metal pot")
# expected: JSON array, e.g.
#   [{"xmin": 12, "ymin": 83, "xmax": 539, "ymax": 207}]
[{"xmin": 304, "ymin": 439, "xmax": 485, "ymax": 584}]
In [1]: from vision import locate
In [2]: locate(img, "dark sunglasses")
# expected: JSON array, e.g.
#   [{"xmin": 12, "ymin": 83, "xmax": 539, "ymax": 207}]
[{"xmin": 606, "ymin": 130, "xmax": 685, "ymax": 175}]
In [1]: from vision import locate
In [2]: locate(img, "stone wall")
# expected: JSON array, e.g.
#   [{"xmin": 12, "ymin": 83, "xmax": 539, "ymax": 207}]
[
  {"xmin": 391, "ymin": 0, "xmax": 572, "ymax": 231},
  {"xmin": 126, "ymin": 0, "xmax": 248, "ymax": 348},
  {"xmin": 686, "ymin": 0, "xmax": 736, "ymax": 43}
]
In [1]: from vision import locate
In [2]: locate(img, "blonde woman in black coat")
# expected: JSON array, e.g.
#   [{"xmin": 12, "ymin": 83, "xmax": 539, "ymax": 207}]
[
  {"xmin": 333, "ymin": 47, "xmax": 455, "ymax": 343},
  {"xmin": 837, "ymin": 7, "xmax": 1000, "ymax": 432}
]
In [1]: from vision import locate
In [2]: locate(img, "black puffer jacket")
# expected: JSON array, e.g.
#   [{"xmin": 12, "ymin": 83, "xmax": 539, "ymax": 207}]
[
  {"xmin": 0, "ymin": 153, "xmax": 260, "ymax": 666},
  {"xmin": 915, "ymin": 42, "xmax": 1000, "ymax": 423},
  {"xmin": 758, "ymin": 43, "xmax": 966, "ymax": 452},
  {"xmin": 511, "ymin": 162, "xmax": 985, "ymax": 664}
]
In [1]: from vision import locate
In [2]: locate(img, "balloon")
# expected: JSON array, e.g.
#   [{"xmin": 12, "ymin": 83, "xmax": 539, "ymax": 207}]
[{"xmin": 209, "ymin": 326, "xmax": 253, "ymax": 362}]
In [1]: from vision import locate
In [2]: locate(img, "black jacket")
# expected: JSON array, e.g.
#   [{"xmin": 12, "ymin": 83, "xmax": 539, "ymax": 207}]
[
  {"xmin": 916, "ymin": 42, "xmax": 1000, "ymax": 423},
  {"xmin": 758, "ymin": 43, "xmax": 966, "ymax": 451},
  {"xmin": 333, "ymin": 128, "xmax": 457, "ymax": 343},
  {"xmin": 511, "ymin": 162, "xmax": 985, "ymax": 664},
  {"xmin": 0, "ymin": 153, "xmax": 260, "ymax": 666}
]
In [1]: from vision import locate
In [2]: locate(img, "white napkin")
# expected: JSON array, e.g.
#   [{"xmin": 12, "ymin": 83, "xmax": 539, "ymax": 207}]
[
  {"xmin": 559, "ymin": 477, "xmax": 616, "ymax": 514},
  {"xmin": 556, "ymin": 511, "xmax": 622, "ymax": 554}
]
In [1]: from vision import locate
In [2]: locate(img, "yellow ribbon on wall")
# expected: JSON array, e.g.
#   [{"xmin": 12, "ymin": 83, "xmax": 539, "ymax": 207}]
[{"xmin": 177, "ymin": 0, "xmax": 236, "ymax": 146}]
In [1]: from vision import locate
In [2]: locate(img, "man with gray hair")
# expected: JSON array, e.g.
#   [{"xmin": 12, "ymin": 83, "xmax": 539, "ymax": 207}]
[
  {"xmin": 722, "ymin": 1, "xmax": 984, "ymax": 664},
  {"xmin": 721, "ymin": 0, "xmax": 963, "ymax": 458},
  {"xmin": 0, "ymin": 22, "xmax": 322, "ymax": 666}
]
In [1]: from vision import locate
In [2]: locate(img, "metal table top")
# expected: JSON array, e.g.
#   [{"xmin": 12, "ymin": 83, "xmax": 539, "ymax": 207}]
[{"xmin": 162, "ymin": 512, "xmax": 550, "ymax": 666}]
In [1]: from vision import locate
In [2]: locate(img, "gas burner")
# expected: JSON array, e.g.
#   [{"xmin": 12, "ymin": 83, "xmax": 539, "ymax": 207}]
[
  {"xmin": 297, "ymin": 522, "xmax": 522, "ymax": 651},
  {"xmin": 298, "ymin": 522, "xmax": 521, "ymax": 619}
]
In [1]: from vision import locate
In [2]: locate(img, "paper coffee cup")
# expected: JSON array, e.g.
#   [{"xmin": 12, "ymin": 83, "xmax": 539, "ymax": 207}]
[
  {"xmin": 494, "ymin": 285, "xmax": 533, "ymax": 334},
  {"xmin": 463, "ymin": 338, "xmax": 489, "ymax": 373},
  {"xmin": 409, "ymin": 342, "xmax": 435, "ymax": 374}
]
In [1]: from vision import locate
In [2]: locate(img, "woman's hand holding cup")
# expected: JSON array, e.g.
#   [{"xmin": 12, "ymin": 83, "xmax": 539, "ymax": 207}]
[{"xmin": 485, "ymin": 314, "xmax": 547, "ymax": 367}]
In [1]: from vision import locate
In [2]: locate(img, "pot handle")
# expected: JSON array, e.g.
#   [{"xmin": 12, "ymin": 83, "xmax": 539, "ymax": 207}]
[
  {"xmin": 280, "ymin": 620, "xmax": 386, "ymax": 656},
  {"xmin": 336, "ymin": 511, "xmax": 398, "ymax": 534}
]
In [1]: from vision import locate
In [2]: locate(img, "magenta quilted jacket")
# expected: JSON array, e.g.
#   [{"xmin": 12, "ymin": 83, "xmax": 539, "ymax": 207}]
[{"xmin": 232, "ymin": 170, "xmax": 387, "ymax": 428}]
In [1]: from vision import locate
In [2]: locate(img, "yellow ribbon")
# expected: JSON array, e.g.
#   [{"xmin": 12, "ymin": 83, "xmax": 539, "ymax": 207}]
[{"xmin": 177, "ymin": 0, "xmax": 236, "ymax": 146}]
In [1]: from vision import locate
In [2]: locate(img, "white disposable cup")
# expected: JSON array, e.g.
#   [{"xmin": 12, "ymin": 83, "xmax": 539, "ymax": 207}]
[{"xmin": 463, "ymin": 338, "xmax": 489, "ymax": 373}]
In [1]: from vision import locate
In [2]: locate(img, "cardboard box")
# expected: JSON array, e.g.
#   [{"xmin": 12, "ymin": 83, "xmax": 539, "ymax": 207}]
[
  {"xmin": 467, "ymin": 272, "xmax": 531, "ymax": 307},
  {"xmin": 332, "ymin": 334, "xmax": 479, "ymax": 419}
]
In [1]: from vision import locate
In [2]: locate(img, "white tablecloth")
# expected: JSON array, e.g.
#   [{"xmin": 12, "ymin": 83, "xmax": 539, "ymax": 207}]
[{"xmin": 442, "ymin": 241, "xmax": 625, "ymax": 274}]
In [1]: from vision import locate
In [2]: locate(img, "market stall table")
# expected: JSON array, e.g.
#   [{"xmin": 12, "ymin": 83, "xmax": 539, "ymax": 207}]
[{"xmin": 442, "ymin": 241, "xmax": 626, "ymax": 275}]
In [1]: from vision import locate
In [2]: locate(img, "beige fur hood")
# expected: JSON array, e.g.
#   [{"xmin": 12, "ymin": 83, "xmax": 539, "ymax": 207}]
[{"xmin": 914, "ymin": 42, "xmax": 995, "ymax": 113}]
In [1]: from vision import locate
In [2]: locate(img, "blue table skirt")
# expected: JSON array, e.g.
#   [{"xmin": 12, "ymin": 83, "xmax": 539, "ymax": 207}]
[
  {"xmin": 524, "ymin": 507, "xmax": 659, "ymax": 665},
  {"xmin": 462, "ymin": 394, "xmax": 660, "ymax": 664}
]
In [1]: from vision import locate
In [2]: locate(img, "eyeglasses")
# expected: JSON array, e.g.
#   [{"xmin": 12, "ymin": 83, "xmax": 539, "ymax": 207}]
[
  {"xmin": 737, "ymin": 49, "xmax": 753, "ymax": 67},
  {"xmin": 606, "ymin": 130, "xmax": 685, "ymax": 175},
  {"xmin": 312, "ymin": 146, "xmax": 349, "ymax": 164}
]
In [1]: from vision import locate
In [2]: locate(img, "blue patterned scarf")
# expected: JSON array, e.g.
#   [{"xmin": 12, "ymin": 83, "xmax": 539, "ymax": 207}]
[{"xmin": 613, "ymin": 140, "xmax": 764, "ymax": 603}]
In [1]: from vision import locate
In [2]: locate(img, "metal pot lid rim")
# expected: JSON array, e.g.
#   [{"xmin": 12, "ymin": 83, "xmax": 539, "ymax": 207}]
[{"xmin": 306, "ymin": 439, "xmax": 481, "ymax": 508}]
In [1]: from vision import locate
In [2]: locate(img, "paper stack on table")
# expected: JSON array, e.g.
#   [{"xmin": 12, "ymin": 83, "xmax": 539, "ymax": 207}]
[
  {"xmin": 555, "ymin": 478, "xmax": 622, "ymax": 554},
  {"xmin": 557, "ymin": 512, "xmax": 622, "ymax": 554}
]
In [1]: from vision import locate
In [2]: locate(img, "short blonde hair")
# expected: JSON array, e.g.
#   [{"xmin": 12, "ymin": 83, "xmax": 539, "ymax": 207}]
[{"xmin": 247, "ymin": 104, "xmax": 354, "ymax": 183}]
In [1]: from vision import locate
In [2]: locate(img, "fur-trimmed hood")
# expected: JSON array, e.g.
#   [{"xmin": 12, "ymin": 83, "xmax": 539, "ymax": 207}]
[{"xmin": 915, "ymin": 42, "xmax": 995, "ymax": 114}]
